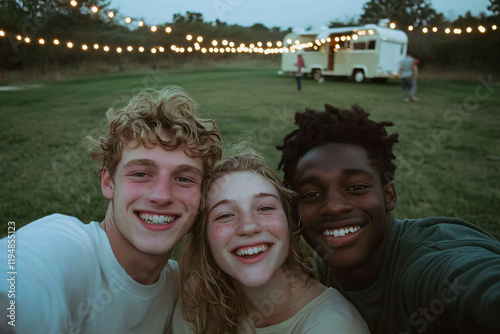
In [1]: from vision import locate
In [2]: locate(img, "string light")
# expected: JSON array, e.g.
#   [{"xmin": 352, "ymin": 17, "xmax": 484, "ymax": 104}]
[
  {"xmin": 53, "ymin": 39, "xmax": 60, "ymax": 45},
  {"xmin": 93, "ymin": 44, "xmax": 99, "ymax": 49},
  {"xmin": 70, "ymin": 1, "xmax": 77, "ymax": 7},
  {"xmin": 151, "ymin": 26, "xmax": 157, "ymax": 32},
  {"xmin": 125, "ymin": 17, "xmax": 131, "ymax": 24},
  {"xmin": 390, "ymin": 22, "xmax": 396, "ymax": 29},
  {"xmin": 108, "ymin": 12, "xmax": 114, "ymax": 18},
  {"xmin": 91, "ymin": 6, "xmax": 98, "ymax": 13},
  {"xmin": 24, "ymin": 37, "xmax": 31, "ymax": 43},
  {"xmin": 165, "ymin": 27, "xmax": 172, "ymax": 33},
  {"xmin": 0, "ymin": 30, "xmax": 4, "ymax": 37},
  {"xmin": 82, "ymin": 44, "xmax": 88, "ymax": 50},
  {"xmin": 38, "ymin": 38, "xmax": 44, "ymax": 44},
  {"xmin": 67, "ymin": 42, "xmax": 73, "ymax": 48}
]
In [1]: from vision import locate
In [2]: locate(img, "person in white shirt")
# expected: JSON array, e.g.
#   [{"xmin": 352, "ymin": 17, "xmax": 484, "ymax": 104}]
[
  {"xmin": 172, "ymin": 151, "xmax": 369, "ymax": 334},
  {"xmin": 0, "ymin": 86, "xmax": 222, "ymax": 334}
]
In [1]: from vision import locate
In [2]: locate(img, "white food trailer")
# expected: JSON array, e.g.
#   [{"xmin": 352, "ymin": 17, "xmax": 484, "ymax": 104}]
[{"xmin": 280, "ymin": 20, "xmax": 408, "ymax": 82}]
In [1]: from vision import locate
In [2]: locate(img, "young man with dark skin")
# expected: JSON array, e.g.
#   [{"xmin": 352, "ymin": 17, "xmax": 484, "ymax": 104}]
[
  {"xmin": 0, "ymin": 86, "xmax": 222, "ymax": 333},
  {"xmin": 277, "ymin": 104, "xmax": 500, "ymax": 333}
]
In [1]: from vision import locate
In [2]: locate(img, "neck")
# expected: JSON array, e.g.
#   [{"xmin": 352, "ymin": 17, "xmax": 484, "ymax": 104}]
[
  {"xmin": 238, "ymin": 269, "xmax": 320, "ymax": 327},
  {"xmin": 100, "ymin": 214, "xmax": 170, "ymax": 285},
  {"xmin": 334, "ymin": 217, "xmax": 394, "ymax": 291}
]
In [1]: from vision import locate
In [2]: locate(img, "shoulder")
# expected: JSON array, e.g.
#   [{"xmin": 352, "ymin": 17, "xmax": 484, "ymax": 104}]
[
  {"xmin": 1, "ymin": 214, "xmax": 98, "ymax": 266},
  {"xmin": 396, "ymin": 217, "xmax": 499, "ymax": 249},
  {"xmin": 302, "ymin": 288, "xmax": 370, "ymax": 333}
]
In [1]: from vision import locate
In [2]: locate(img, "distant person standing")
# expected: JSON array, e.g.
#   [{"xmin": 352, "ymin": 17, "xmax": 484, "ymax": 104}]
[
  {"xmin": 399, "ymin": 54, "xmax": 418, "ymax": 102},
  {"xmin": 295, "ymin": 54, "xmax": 305, "ymax": 91},
  {"xmin": 411, "ymin": 58, "xmax": 419, "ymax": 100}
]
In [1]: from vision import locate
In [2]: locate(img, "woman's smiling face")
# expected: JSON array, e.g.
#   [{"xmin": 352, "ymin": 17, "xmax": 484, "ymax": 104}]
[{"xmin": 206, "ymin": 171, "xmax": 290, "ymax": 288}]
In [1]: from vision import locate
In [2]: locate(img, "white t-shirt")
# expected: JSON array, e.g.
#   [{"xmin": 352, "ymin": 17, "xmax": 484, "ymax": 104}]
[
  {"xmin": 0, "ymin": 214, "xmax": 179, "ymax": 334},
  {"xmin": 247, "ymin": 288, "xmax": 370, "ymax": 334},
  {"xmin": 172, "ymin": 288, "xmax": 370, "ymax": 334}
]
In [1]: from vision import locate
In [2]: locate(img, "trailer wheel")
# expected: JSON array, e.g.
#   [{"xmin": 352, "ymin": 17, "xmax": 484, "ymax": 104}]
[
  {"xmin": 353, "ymin": 70, "xmax": 365, "ymax": 83},
  {"xmin": 312, "ymin": 69, "xmax": 323, "ymax": 81}
]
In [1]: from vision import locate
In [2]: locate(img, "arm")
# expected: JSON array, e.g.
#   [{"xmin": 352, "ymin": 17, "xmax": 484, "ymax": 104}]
[
  {"xmin": 402, "ymin": 243, "xmax": 500, "ymax": 333},
  {"xmin": 0, "ymin": 215, "xmax": 95, "ymax": 333}
]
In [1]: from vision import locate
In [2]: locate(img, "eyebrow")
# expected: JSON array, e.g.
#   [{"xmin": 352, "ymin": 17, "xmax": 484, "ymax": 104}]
[
  {"xmin": 123, "ymin": 160, "xmax": 202, "ymax": 175},
  {"xmin": 123, "ymin": 159, "xmax": 157, "ymax": 169},
  {"xmin": 208, "ymin": 193, "xmax": 280, "ymax": 215},
  {"xmin": 342, "ymin": 168, "xmax": 375, "ymax": 179},
  {"xmin": 296, "ymin": 168, "xmax": 375, "ymax": 187}
]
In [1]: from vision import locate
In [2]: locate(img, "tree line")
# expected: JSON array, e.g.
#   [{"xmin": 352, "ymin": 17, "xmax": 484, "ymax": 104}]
[{"xmin": 1, "ymin": 0, "xmax": 499, "ymax": 72}]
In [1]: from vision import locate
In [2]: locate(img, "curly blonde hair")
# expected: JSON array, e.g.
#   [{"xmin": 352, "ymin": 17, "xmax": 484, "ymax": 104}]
[
  {"xmin": 179, "ymin": 151, "xmax": 316, "ymax": 333},
  {"xmin": 84, "ymin": 86, "xmax": 222, "ymax": 177}
]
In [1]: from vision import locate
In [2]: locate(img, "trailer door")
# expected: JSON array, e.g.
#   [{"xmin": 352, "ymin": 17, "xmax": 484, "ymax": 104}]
[{"xmin": 378, "ymin": 41, "xmax": 401, "ymax": 74}]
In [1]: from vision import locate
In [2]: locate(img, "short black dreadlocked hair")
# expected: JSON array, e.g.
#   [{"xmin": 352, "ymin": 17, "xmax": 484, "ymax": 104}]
[{"xmin": 277, "ymin": 104, "xmax": 399, "ymax": 187}]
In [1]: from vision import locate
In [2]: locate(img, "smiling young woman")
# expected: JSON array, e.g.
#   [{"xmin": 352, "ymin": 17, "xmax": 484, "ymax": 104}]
[{"xmin": 171, "ymin": 151, "xmax": 369, "ymax": 334}]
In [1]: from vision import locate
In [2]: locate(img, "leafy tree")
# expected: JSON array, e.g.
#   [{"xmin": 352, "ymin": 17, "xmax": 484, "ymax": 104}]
[
  {"xmin": 488, "ymin": 0, "xmax": 500, "ymax": 17},
  {"xmin": 359, "ymin": 0, "xmax": 444, "ymax": 27}
]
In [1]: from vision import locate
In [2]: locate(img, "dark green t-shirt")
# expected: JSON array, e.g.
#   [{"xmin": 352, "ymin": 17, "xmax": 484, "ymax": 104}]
[{"xmin": 318, "ymin": 217, "xmax": 500, "ymax": 334}]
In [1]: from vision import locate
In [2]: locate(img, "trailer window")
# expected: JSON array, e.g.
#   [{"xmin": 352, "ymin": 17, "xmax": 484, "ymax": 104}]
[
  {"xmin": 368, "ymin": 40, "xmax": 376, "ymax": 49},
  {"xmin": 353, "ymin": 42, "xmax": 366, "ymax": 50}
]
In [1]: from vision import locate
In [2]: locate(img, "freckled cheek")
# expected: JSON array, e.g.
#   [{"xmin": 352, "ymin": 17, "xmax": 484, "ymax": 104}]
[
  {"xmin": 181, "ymin": 188, "xmax": 202, "ymax": 209},
  {"xmin": 207, "ymin": 225, "xmax": 232, "ymax": 249}
]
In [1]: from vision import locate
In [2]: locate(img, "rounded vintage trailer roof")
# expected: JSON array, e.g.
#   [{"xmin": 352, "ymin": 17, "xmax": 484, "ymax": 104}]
[{"xmin": 315, "ymin": 24, "xmax": 407, "ymax": 43}]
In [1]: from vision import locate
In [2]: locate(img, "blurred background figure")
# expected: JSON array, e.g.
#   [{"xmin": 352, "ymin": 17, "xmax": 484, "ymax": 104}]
[
  {"xmin": 295, "ymin": 54, "xmax": 305, "ymax": 91},
  {"xmin": 399, "ymin": 54, "xmax": 418, "ymax": 102}
]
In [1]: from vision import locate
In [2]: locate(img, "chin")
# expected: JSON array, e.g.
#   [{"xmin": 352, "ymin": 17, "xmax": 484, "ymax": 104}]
[{"xmin": 324, "ymin": 251, "xmax": 369, "ymax": 271}]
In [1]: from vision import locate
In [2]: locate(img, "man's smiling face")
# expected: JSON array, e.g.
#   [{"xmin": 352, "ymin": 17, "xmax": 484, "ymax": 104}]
[
  {"xmin": 101, "ymin": 142, "xmax": 204, "ymax": 258},
  {"xmin": 292, "ymin": 143, "xmax": 396, "ymax": 271}
]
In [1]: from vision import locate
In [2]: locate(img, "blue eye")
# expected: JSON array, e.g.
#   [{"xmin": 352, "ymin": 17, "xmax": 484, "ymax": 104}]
[{"xmin": 177, "ymin": 177, "xmax": 193, "ymax": 183}]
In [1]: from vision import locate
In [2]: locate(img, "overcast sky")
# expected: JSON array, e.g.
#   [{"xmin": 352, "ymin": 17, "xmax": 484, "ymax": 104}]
[{"xmin": 108, "ymin": 0, "xmax": 492, "ymax": 29}]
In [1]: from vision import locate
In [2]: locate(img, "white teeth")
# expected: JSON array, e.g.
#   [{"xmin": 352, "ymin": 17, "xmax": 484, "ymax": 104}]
[
  {"xmin": 323, "ymin": 226, "xmax": 361, "ymax": 238},
  {"xmin": 140, "ymin": 213, "xmax": 175, "ymax": 225},
  {"xmin": 235, "ymin": 245, "xmax": 269, "ymax": 257}
]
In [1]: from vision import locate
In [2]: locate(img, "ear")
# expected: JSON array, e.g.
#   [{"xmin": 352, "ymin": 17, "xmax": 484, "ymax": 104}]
[
  {"xmin": 101, "ymin": 168, "xmax": 114, "ymax": 200},
  {"xmin": 383, "ymin": 182, "xmax": 397, "ymax": 211}
]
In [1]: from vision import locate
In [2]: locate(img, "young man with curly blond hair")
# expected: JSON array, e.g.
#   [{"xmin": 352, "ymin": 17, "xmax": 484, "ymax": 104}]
[{"xmin": 0, "ymin": 86, "xmax": 222, "ymax": 333}]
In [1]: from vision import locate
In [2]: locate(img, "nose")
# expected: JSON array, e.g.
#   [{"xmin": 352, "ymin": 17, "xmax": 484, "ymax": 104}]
[
  {"xmin": 147, "ymin": 176, "xmax": 174, "ymax": 205},
  {"xmin": 319, "ymin": 188, "xmax": 352, "ymax": 216},
  {"xmin": 235, "ymin": 211, "xmax": 263, "ymax": 236}
]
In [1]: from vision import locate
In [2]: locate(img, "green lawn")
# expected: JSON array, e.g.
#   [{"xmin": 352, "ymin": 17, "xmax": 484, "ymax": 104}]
[{"xmin": 1, "ymin": 63, "xmax": 499, "ymax": 240}]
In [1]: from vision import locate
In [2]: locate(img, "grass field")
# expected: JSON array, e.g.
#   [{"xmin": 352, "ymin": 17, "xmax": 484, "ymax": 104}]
[{"xmin": 1, "ymin": 62, "xmax": 500, "ymax": 240}]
